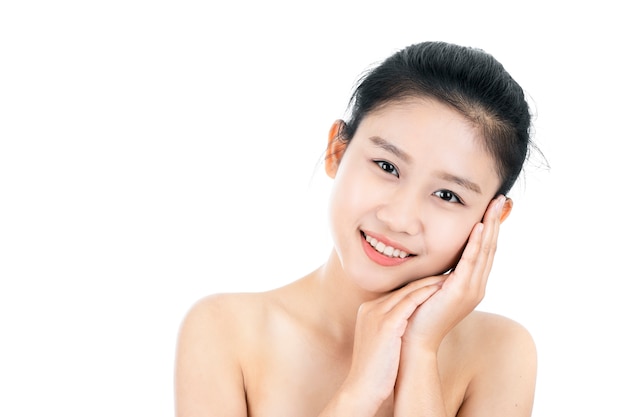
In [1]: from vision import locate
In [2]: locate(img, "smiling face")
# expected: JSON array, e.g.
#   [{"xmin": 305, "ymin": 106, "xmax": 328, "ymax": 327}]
[{"xmin": 326, "ymin": 98, "xmax": 503, "ymax": 293}]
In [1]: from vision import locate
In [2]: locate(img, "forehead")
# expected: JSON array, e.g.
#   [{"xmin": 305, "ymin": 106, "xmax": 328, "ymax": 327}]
[{"xmin": 361, "ymin": 97, "xmax": 479, "ymax": 141}]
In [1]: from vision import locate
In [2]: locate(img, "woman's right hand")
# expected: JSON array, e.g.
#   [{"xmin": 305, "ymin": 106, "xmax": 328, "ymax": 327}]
[{"xmin": 338, "ymin": 275, "xmax": 445, "ymax": 413}]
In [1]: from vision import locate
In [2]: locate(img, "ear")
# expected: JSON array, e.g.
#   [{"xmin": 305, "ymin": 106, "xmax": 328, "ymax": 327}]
[
  {"xmin": 325, "ymin": 120, "xmax": 348, "ymax": 179},
  {"xmin": 499, "ymin": 198, "xmax": 514, "ymax": 223}
]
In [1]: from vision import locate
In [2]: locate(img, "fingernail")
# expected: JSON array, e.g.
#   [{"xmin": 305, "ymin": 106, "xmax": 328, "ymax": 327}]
[{"xmin": 496, "ymin": 195, "xmax": 505, "ymax": 211}]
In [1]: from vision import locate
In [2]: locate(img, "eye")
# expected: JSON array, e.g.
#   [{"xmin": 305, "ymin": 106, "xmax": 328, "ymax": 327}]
[
  {"xmin": 434, "ymin": 189, "xmax": 462, "ymax": 204},
  {"xmin": 374, "ymin": 160, "xmax": 399, "ymax": 177}
]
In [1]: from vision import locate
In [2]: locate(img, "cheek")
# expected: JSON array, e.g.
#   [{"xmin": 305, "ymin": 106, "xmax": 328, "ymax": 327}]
[
  {"xmin": 427, "ymin": 216, "xmax": 477, "ymax": 263},
  {"xmin": 327, "ymin": 168, "xmax": 362, "ymax": 240},
  {"xmin": 329, "ymin": 163, "xmax": 380, "ymax": 220}
]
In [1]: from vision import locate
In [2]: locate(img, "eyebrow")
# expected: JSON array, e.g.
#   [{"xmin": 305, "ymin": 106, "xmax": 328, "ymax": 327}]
[
  {"xmin": 435, "ymin": 171, "xmax": 482, "ymax": 194},
  {"xmin": 369, "ymin": 136, "xmax": 412, "ymax": 163},
  {"xmin": 369, "ymin": 136, "xmax": 482, "ymax": 194}
]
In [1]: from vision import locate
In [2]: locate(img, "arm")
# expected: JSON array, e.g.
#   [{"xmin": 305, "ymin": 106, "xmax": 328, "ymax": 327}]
[
  {"xmin": 174, "ymin": 295, "xmax": 248, "ymax": 417},
  {"xmin": 394, "ymin": 346, "xmax": 447, "ymax": 416},
  {"xmin": 319, "ymin": 276, "xmax": 447, "ymax": 417},
  {"xmin": 394, "ymin": 196, "xmax": 510, "ymax": 416}
]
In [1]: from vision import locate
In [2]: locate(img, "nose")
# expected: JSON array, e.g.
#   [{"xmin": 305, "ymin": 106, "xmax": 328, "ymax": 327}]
[{"xmin": 376, "ymin": 189, "xmax": 423, "ymax": 236}]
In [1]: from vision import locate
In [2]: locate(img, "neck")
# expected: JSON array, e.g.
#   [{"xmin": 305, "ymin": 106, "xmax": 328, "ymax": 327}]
[{"xmin": 306, "ymin": 249, "xmax": 386, "ymax": 340}]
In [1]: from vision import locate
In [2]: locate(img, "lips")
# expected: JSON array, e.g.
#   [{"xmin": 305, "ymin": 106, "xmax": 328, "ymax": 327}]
[
  {"xmin": 360, "ymin": 231, "xmax": 415, "ymax": 267},
  {"xmin": 363, "ymin": 232, "xmax": 410, "ymax": 258}
]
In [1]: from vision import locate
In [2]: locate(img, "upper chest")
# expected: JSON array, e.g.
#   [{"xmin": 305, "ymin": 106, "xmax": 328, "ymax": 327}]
[
  {"xmin": 241, "ymin": 305, "xmax": 351, "ymax": 417},
  {"xmin": 237, "ymin": 303, "xmax": 472, "ymax": 417}
]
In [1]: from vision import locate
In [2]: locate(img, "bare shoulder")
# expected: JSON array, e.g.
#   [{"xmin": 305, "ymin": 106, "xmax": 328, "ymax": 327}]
[
  {"xmin": 453, "ymin": 310, "xmax": 537, "ymax": 371},
  {"xmin": 180, "ymin": 292, "xmax": 267, "ymax": 331},
  {"xmin": 176, "ymin": 291, "xmax": 274, "ymax": 364},
  {"xmin": 461, "ymin": 310, "xmax": 536, "ymax": 350},
  {"xmin": 174, "ymin": 292, "xmax": 271, "ymax": 417},
  {"xmin": 452, "ymin": 311, "xmax": 537, "ymax": 416}
]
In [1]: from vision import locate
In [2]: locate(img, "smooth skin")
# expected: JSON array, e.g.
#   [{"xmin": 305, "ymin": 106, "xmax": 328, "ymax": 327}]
[{"xmin": 175, "ymin": 99, "xmax": 537, "ymax": 417}]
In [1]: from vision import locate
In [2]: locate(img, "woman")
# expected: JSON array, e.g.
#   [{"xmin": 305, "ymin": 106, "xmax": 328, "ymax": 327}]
[{"xmin": 175, "ymin": 41, "xmax": 538, "ymax": 417}]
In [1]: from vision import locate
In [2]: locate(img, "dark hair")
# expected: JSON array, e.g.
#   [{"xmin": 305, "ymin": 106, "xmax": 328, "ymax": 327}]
[{"xmin": 340, "ymin": 41, "xmax": 534, "ymax": 196}]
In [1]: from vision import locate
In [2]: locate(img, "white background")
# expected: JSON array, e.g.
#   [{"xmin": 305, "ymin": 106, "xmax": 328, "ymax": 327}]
[{"xmin": 1, "ymin": 1, "xmax": 624, "ymax": 416}]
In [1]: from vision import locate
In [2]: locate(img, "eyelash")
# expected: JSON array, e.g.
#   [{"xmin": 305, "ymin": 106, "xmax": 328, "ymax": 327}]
[
  {"xmin": 374, "ymin": 160, "xmax": 399, "ymax": 177},
  {"xmin": 374, "ymin": 160, "xmax": 463, "ymax": 205},
  {"xmin": 433, "ymin": 190, "xmax": 463, "ymax": 204}
]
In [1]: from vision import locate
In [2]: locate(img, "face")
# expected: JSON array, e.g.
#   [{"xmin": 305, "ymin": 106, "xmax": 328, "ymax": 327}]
[{"xmin": 326, "ymin": 98, "xmax": 502, "ymax": 293}]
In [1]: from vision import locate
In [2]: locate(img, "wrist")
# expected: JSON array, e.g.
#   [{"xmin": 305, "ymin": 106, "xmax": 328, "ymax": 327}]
[
  {"xmin": 401, "ymin": 337, "xmax": 440, "ymax": 358},
  {"xmin": 319, "ymin": 386, "xmax": 380, "ymax": 417},
  {"xmin": 398, "ymin": 341, "xmax": 439, "ymax": 374}
]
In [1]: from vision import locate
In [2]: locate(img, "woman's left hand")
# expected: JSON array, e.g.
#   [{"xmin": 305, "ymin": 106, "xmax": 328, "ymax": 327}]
[{"xmin": 402, "ymin": 195, "xmax": 506, "ymax": 352}]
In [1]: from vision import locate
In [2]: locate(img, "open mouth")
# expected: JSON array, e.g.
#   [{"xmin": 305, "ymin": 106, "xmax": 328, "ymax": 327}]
[{"xmin": 361, "ymin": 231, "xmax": 415, "ymax": 259}]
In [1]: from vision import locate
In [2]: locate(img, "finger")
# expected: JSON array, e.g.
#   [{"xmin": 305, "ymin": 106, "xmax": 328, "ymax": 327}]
[
  {"xmin": 450, "ymin": 196, "xmax": 502, "ymax": 288},
  {"xmin": 385, "ymin": 284, "xmax": 442, "ymax": 332},
  {"xmin": 476, "ymin": 195, "xmax": 505, "ymax": 287},
  {"xmin": 451, "ymin": 220, "xmax": 485, "ymax": 282},
  {"xmin": 376, "ymin": 275, "xmax": 445, "ymax": 311}
]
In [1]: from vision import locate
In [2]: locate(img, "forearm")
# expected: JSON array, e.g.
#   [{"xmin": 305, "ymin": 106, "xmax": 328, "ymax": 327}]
[{"xmin": 394, "ymin": 346, "xmax": 448, "ymax": 417}]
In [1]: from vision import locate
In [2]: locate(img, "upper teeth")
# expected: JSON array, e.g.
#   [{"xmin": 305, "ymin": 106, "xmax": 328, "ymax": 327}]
[{"xmin": 365, "ymin": 234, "xmax": 409, "ymax": 258}]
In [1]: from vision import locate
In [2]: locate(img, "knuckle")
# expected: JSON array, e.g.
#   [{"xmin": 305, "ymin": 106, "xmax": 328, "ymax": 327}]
[
  {"xmin": 478, "ymin": 288, "xmax": 486, "ymax": 300},
  {"xmin": 357, "ymin": 301, "xmax": 374, "ymax": 316}
]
